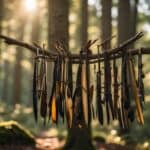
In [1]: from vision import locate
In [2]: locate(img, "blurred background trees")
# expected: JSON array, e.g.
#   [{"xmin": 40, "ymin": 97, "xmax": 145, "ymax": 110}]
[{"xmin": 0, "ymin": 0, "xmax": 150, "ymax": 148}]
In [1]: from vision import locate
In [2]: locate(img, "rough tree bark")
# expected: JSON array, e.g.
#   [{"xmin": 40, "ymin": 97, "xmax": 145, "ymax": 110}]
[
  {"xmin": 48, "ymin": 0, "xmax": 69, "ymax": 50},
  {"xmin": 130, "ymin": 0, "xmax": 138, "ymax": 48},
  {"xmin": 118, "ymin": 0, "xmax": 131, "ymax": 44},
  {"xmin": 47, "ymin": 0, "xmax": 69, "ymax": 95},
  {"xmin": 101, "ymin": 0, "xmax": 112, "ymax": 49},
  {"xmin": 81, "ymin": 0, "xmax": 88, "ymax": 47},
  {"xmin": 130, "ymin": 0, "xmax": 138, "ymax": 36},
  {"xmin": 48, "ymin": 0, "xmax": 94, "ymax": 149}
]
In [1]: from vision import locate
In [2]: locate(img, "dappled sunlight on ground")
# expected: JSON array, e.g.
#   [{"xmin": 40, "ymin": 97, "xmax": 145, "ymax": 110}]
[
  {"xmin": 36, "ymin": 137, "xmax": 65, "ymax": 150},
  {"xmin": 39, "ymin": 128, "xmax": 59, "ymax": 138}
]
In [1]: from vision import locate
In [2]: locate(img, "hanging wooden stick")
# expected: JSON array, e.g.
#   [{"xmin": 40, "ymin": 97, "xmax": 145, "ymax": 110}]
[
  {"xmin": 33, "ymin": 58, "xmax": 38, "ymax": 122},
  {"xmin": 65, "ymin": 58, "xmax": 73, "ymax": 128},
  {"xmin": 49, "ymin": 59, "xmax": 58, "ymax": 124},
  {"xmin": 86, "ymin": 48, "xmax": 92, "ymax": 125},
  {"xmin": 40, "ymin": 58, "xmax": 47, "ymax": 124},
  {"xmin": 60, "ymin": 58, "xmax": 65, "ymax": 122},
  {"xmin": 113, "ymin": 57, "xmax": 119, "ymax": 119},
  {"xmin": 103, "ymin": 52, "xmax": 114, "ymax": 124},
  {"xmin": 37, "ymin": 58, "xmax": 44, "ymax": 98},
  {"xmin": 128, "ymin": 55, "xmax": 144, "ymax": 125},
  {"xmin": 138, "ymin": 49, "xmax": 145, "ymax": 108},
  {"xmin": 51, "ymin": 93, "xmax": 57, "ymax": 123},
  {"xmin": 67, "ymin": 59, "xmax": 73, "ymax": 97},
  {"xmin": 120, "ymin": 55, "xmax": 130, "ymax": 129},
  {"xmin": 90, "ymin": 85, "xmax": 95, "ymax": 120},
  {"xmin": 57, "ymin": 57, "xmax": 65, "ymax": 119},
  {"xmin": 81, "ymin": 50, "xmax": 89, "ymax": 126},
  {"xmin": 52, "ymin": 56, "xmax": 61, "ymax": 123},
  {"xmin": 48, "ymin": 60, "xmax": 56, "ymax": 121},
  {"xmin": 96, "ymin": 48, "xmax": 103, "ymax": 125},
  {"xmin": 73, "ymin": 57, "xmax": 83, "ymax": 126}
]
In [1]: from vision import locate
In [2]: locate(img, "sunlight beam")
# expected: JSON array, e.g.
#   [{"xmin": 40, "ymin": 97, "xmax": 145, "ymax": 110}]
[{"xmin": 24, "ymin": 0, "xmax": 37, "ymax": 12}]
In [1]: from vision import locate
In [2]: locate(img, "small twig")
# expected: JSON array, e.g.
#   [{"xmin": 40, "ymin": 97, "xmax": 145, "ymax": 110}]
[{"xmin": 98, "ymin": 35, "xmax": 116, "ymax": 48}]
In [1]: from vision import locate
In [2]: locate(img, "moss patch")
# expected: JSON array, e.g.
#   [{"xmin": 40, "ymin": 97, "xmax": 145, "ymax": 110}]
[{"xmin": 0, "ymin": 121, "xmax": 35, "ymax": 145}]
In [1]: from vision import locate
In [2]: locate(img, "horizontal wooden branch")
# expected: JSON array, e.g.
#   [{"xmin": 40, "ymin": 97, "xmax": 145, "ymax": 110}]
[
  {"xmin": 0, "ymin": 35, "xmax": 57, "ymax": 58},
  {"xmin": 0, "ymin": 32, "xmax": 150, "ymax": 64},
  {"xmin": 88, "ymin": 47, "xmax": 150, "ymax": 64}
]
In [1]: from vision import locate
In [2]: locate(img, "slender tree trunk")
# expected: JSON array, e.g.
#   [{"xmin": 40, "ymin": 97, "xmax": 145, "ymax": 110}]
[
  {"xmin": 0, "ymin": 0, "xmax": 4, "ymax": 33},
  {"xmin": 0, "ymin": 0, "xmax": 5, "ymax": 101},
  {"xmin": 12, "ymin": 20, "xmax": 26, "ymax": 106},
  {"xmin": 101, "ymin": 0, "xmax": 112, "ymax": 49},
  {"xmin": 118, "ymin": 0, "xmax": 131, "ymax": 44},
  {"xmin": 31, "ymin": 6, "xmax": 40, "ymax": 44},
  {"xmin": 81, "ymin": 0, "xmax": 88, "ymax": 47},
  {"xmin": 0, "ymin": 0, "xmax": 4, "ymax": 34},
  {"xmin": 2, "ymin": 61, "xmax": 9, "ymax": 101},
  {"xmin": 1, "ymin": 1, "xmax": 13, "ymax": 102},
  {"xmin": 2, "ymin": 26, "xmax": 11, "ymax": 102},
  {"xmin": 0, "ymin": 0, "xmax": 4, "ymax": 51},
  {"xmin": 130, "ymin": 0, "xmax": 138, "ymax": 48},
  {"xmin": 130, "ymin": 0, "xmax": 138, "ymax": 36}
]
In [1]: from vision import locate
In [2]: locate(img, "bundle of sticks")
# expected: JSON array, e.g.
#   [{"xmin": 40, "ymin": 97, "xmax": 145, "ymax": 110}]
[
  {"xmin": 32, "ymin": 41, "xmax": 96, "ymax": 127},
  {"xmin": 0, "ymin": 32, "xmax": 146, "ymax": 129},
  {"xmin": 32, "ymin": 34, "xmax": 145, "ymax": 129},
  {"xmin": 95, "ymin": 37, "xmax": 145, "ymax": 129}
]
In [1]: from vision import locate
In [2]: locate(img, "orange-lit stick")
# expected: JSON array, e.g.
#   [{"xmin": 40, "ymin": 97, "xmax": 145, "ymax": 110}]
[{"xmin": 128, "ymin": 57, "xmax": 144, "ymax": 125}]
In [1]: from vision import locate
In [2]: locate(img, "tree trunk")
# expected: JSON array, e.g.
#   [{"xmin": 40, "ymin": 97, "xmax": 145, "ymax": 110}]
[
  {"xmin": 12, "ymin": 19, "xmax": 26, "ymax": 106},
  {"xmin": 2, "ymin": 60, "xmax": 9, "ymax": 101},
  {"xmin": 31, "ymin": 4, "xmax": 40, "ymax": 44},
  {"xmin": 130, "ymin": 0, "xmax": 138, "ymax": 48},
  {"xmin": 101, "ymin": 0, "xmax": 112, "ymax": 49},
  {"xmin": 47, "ymin": 0, "xmax": 69, "ymax": 94},
  {"xmin": 1, "ymin": 0, "xmax": 6, "ymax": 101},
  {"xmin": 48, "ymin": 0, "xmax": 69, "ymax": 50},
  {"xmin": 2, "ymin": 25, "xmax": 10, "ymax": 102},
  {"xmin": 118, "ymin": 0, "xmax": 131, "ymax": 44},
  {"xmin": 81, "ymin": 0, "xmax": 88, "ymax": 47},
  {"xmin": 48, "ymin": 0, "xmax": 94, "ymax": 149},
  {"xmin": 0, "ymin": 0, "xmax": 4, "ymax": 34},
  {"xmin": 0, "ymin": 0, "xmax": 4, "ymax": 50},
  {"xmin": 64, "ymin": 126, "xmax": 94, "ymax": 150}
]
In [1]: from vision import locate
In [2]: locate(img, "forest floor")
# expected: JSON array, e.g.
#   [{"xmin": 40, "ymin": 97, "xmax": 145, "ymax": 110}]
[
  {"xmin": 36, "ymin": 136, "xmax": 135, "ymax": 150},
  {"xmin": 0, "ymin": 136, "xmax": 136, "ymax": 150}
]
